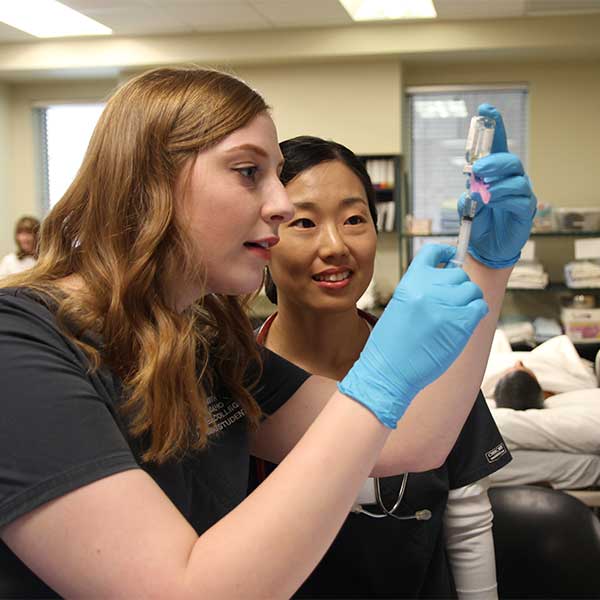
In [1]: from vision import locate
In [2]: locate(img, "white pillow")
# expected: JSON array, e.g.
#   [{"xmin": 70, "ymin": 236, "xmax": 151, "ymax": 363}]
[
  {"xmin": 544, "ymin": 388, "xmax": 600, "ymax": 409},
  {"xmin": 492, "ymin": 390, "xmax": 600, "ymax": 454}
]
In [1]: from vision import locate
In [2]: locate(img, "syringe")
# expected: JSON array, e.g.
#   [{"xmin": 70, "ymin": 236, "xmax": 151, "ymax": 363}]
[
  {"xmin": 450, "ymin": 193, "xmax": 477, "ymax": 268},
  {"xmin": 450, "ymin": 115, "xmax": 495, "ymax": 269}
]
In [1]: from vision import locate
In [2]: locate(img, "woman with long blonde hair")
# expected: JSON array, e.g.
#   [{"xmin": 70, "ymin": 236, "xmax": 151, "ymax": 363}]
[{"xmin": 0, "ymin": 67, "xmax": 533, "ymax": 598}]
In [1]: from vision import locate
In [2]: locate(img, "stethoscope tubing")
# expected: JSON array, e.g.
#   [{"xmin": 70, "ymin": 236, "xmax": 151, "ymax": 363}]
[{"xmin": 352, "ymin": 473, "xmax": 432, "ymax": 521}]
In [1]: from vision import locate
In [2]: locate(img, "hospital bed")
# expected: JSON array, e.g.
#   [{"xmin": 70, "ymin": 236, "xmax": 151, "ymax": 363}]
[{"xmin": 489, "ymin": 389, "xmax": 600, "ymax": 503}]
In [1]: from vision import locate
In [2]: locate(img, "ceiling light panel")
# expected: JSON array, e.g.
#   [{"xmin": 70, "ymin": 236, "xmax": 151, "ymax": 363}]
[
  {"xmin": 79, "ymin": 5, "xmax": 192, "ymax": 36},
  {"xmin": 0, "ymin": 0, "xmax": 112, "ymax": 38},
  {"xmin": 339, "ymin": 0, "xmax": 437, "ymax": 20}
]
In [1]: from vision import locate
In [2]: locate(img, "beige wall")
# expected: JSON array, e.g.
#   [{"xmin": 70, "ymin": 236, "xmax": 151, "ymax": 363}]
[
  {"xmin": 1, "ymin": 14, "xmax": 599, "ymax": 76},
  {"xmin": 0, "ymin": 84, "xmax": 11, "ymax": 254},
  {"xmin": 1, "ymin": 61, "xmax": 403, "ymax": 257},
  {"xmin": 6, "ymin": 78, "xmax": 117, "ymax": 244},
  {"xmin": 2, "ymin": 53, "xmax": 599, "ymax": 292},
  {"xmin": 237, "ymin": 61, "xmax": 402, "ymax": 155}
]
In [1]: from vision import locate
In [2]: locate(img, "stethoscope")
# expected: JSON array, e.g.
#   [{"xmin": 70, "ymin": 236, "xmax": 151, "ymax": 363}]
[{"xmin": 351, "ymin": 473, "xmax": 432, "ymax": 521}]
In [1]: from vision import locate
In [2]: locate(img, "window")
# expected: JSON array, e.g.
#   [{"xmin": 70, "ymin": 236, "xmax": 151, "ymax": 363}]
[
  {"xmin": 406, "ymin": 87, "xmax": 528, "ymax": 250},
  {"xmin": 38, "ymin": 102, "xmax": 105, "ymax": 210}
]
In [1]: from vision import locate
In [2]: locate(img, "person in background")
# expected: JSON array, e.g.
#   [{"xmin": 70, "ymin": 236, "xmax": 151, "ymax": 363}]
[
  {"xmin": 252, "ymin": 135, "xmax": 514, "ymax": 599},
  {"xmin": 484, "ymin": 329, "xmax": 599, "ymax": 409},
  {"xmin": 493, "ymin": 364, "xmax": 546, "ymax": 410},
  {"xmin": 0, "ymin": 216, "xmax": 40, "ymax": 277},
  {"xmin": 0, "ymin": 66, "xmax": 511, "ymax": 599}
]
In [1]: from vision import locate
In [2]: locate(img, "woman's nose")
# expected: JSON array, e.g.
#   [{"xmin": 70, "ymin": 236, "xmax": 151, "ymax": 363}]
[
  {"xmin": 263, "ymin": 179, "xmax": 294, "ymax": 225},
  {"xmin": 319, "ymin": 224, "xmax": 349, "ymax": 258}
]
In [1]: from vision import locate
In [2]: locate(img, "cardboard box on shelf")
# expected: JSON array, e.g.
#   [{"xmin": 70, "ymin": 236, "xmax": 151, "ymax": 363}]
[{"xmin": 561, "ymin": 307, "xmax": 600, "ymax": 343}]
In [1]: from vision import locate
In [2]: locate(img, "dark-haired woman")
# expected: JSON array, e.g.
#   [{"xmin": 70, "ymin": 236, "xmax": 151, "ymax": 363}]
[{"xmin": 252, "ymin": 133, "xmax": 518, "ymax": 598}]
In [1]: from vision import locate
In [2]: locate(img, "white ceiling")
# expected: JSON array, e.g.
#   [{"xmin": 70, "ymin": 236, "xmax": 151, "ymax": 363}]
[{"xmin": 1, "ymin": 0, "xmax": 600, "ymax": 41}]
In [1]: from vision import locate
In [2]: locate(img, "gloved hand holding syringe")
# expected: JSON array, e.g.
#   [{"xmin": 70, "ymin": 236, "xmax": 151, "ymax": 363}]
[{"xmin": 450, "ymin": 115, "xmax": 496, "ymax": 268}]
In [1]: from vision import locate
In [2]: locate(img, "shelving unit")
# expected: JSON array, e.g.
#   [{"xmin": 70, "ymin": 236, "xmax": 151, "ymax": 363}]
[
  {"xmin": 400, "ymin": 231, "xmax": 600, "ymax": 238},
  {"xmin": 399, "ymin": 230, "xmax": 600, "ymax": 276},
  {"xmin": 359, "ymin": 154, "xmax": 403, "ymax": 233},
  {"xmin": 399, "ymin": 229, "xmax": 600, "ymax": 351},
  {"xmin": 400, "ymin": 231, "xmax": 600, "ymax": 272}
]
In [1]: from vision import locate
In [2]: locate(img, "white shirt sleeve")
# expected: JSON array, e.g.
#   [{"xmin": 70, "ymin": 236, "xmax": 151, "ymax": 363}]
[
  {"xmin": 443, "ymin": 478, "xmax": 498, "ymax": 600},
  {"xmin": 0, "ymin": 254, "xmax": 11, "ymax": 277},
  {"xmin": 0, "ymin": 253, "xmax": 36, "ymax": 277}
]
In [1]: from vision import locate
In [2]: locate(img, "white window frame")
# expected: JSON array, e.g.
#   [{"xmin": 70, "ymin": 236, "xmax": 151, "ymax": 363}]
[{"xmin": 36, "ymin": 101, "xmax": 105, "ymax": 212}]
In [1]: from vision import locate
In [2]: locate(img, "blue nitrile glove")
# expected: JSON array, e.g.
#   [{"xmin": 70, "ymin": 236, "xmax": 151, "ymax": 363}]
[
  {"xmin": 338, "ymin": 244, "xmax": 488, "ymax": 429},
  {"xmin": 458, "ymin": 103, "xmax": 537, "ymax": 269}
]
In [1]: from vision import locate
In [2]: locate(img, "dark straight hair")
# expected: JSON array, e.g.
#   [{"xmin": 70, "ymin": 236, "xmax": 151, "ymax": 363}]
[
  {"xmin": 494, "ymin": 370, "xmax": 544, "ymax": 410},
  {"xmin": 265, "ymin": 136, "xmax": 378, "ymax": 304}
]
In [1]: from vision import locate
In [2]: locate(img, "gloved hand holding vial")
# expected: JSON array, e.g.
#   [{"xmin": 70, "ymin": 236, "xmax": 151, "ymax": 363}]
[
  {"xmin": 451, "ymin": 114, "xmax": 495, "ymax": 268},
  {"xmin": 454, "ymin": 104, "xmax": 537, "ymax": 270}
]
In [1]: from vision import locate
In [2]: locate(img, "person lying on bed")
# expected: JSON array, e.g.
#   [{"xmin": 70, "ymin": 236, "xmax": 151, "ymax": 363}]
[
  {"xmin": 494, "ymin": 363, "xmax": 548, "ymax": 410},
  {"xmin": 483, "ymin": 330, "xmax": 599, "ymax": 410}
]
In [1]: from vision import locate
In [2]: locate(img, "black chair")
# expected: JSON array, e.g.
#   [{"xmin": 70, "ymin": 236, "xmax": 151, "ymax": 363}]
[{"xmin": 489, "ymin": 485, "xmax": 600, "ymax": 599}]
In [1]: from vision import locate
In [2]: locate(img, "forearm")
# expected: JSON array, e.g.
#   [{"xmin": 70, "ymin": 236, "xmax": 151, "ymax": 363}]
[
  {"xmin": 376, "ymin": 258, "xmax": 511, "ymax": 475},
  {"xmin": 187, "ymin": 390, "xmax": 390, "ymax": 599},
  {"xmin": 2, "ymin": 393, "xmax": 389, "ymax": 600}
]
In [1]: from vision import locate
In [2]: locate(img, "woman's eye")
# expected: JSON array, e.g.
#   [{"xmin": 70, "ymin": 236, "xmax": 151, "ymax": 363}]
[
  {"xmin": 236, "ymin": 166, "xmax": 258, "ymax": 180},
  {"xmin": 290, "ymin": 218, "xmax": 315, "ymax": 229},
  {"xmin": 346, "ymin": 215, "xmax": 366, "ymax": 225}
]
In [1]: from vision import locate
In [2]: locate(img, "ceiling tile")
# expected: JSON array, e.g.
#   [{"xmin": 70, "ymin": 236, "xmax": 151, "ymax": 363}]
[
  {"xmin": 82, "ymin": 5, "xmax": 194, "ymax": 35},
  {"xmin": 250, "ymin": 0, "xmax": 352, "ymax": 27},
  {"xmin": 61, "ymin": 1, "xmax": 152, "ymax": 10},
  {"xmin": 433, "ymin": 0, "xmax": 526, "ymax": 19},
  {"xmin": 525, "ymin": 0, "xmax": 600, "ymax": 15},
  {"xmin": 168, "ymin": 2, "xmax": 271, "ymax": 31},
  {"xmin": 1, "ymin": 0, "xmax": 599, "ymax": 43}
]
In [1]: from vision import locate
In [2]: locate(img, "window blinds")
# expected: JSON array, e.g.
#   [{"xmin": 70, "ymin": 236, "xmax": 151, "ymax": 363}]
[{"xmin": 407, "ymin": 88, "xmax": 528, "ymax": 247}]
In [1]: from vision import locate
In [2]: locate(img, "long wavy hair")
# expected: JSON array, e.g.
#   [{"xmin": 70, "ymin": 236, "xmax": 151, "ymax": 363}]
[{"xmin": 3, "ymin": 67, "xmax": 267, "ymax": 463}]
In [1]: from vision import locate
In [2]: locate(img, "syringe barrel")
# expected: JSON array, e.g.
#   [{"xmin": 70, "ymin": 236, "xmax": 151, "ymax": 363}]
[
  {"xmin": 451, "ymin": 219, "xmax": 472, "ymax": 268},
  {"xmin": 451, "ymin": 195, "xmax": 477, "ymax": 269}
]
